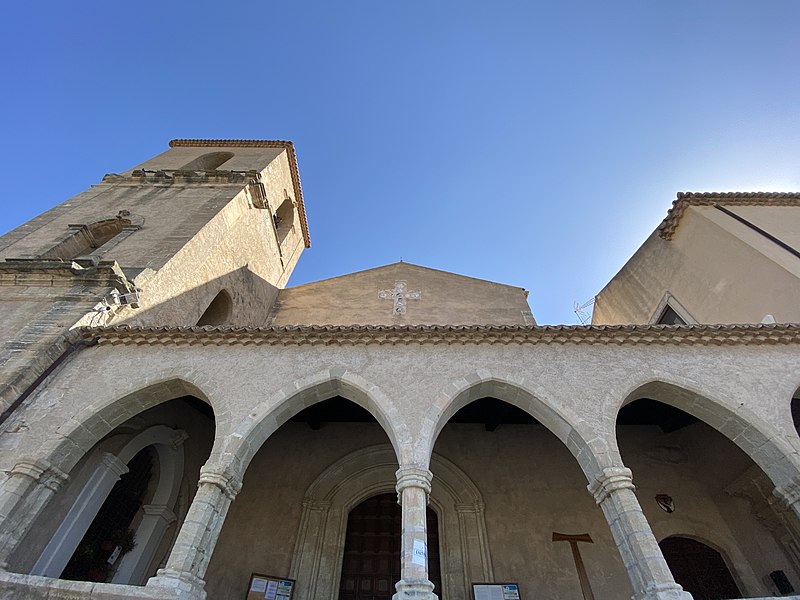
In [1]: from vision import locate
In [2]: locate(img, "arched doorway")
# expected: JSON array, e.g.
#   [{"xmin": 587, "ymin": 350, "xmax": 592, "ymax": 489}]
[
  {"xmin": 61, "ymin": 447, "xmax": 154, "ymax": 582},
  {"xmin": 339, "ymin": 493, "xmax": 441, "ymax": 600},
  {"xmin": 659, "ymin": 537, "xmax": 741, "ymax": 600}
]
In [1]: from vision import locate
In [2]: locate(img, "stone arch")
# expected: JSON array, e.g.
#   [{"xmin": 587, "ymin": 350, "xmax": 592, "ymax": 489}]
[
  {"xmin": 41, "ymin": 213, "xmax": 143, "ymax": 261},
  {"xmin": 617, "ymin": 378, "xmax": 800, "ymax": 491},
  {"xmin": 222, "ymin": 369, "xmax": 410, "ymax": 475},
  {"xmin": 288, "ymin": 444, "xmax": 492, "ymax": 600},
  {"xmin": 179, "ymin": 151, "xmax": 234, "ymax": 171},
  {"xmin": 31, "ymin": 425, "xmax": 186, "ymax": 584},
  {"xmin": 421, "ymin": 372, "xmax": 612, "ymax": 481},
  {"xmin": 42, "ymin": 378, "xmax": 213, "ymax": 476}
]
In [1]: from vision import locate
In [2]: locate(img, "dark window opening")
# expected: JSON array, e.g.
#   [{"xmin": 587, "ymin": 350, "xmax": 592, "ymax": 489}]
[{"xmin": 657, "ymin": 305, "xmax": 686, "ymax": 325}]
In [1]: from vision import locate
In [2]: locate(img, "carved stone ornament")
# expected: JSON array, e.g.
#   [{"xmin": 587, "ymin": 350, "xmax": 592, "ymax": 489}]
[{"xmin": 379, "ymin": 280, "xmax": 421, "ymax": 315}]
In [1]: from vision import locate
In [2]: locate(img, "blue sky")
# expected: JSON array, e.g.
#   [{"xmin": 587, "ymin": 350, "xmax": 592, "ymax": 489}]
[{"xmin": 1, "ymin": 1, "xmax": 798, "ymax": 324}]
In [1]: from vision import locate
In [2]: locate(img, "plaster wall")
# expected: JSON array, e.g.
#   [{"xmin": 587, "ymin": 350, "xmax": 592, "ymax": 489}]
[
  {"xmin": 593, "ymin": 206, "xmax": 800, "ymax": 325},
  {"xmin": 271, "ymin": 263, "xmax": 533, "ymax": 326}
]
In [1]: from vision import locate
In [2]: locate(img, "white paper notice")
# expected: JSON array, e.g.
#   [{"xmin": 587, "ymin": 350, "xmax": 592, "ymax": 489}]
[
  {"xmin": 473, "ymin": 584, "xmax": 504, "ymax": 600},
  {"xmin": 250, "ymin": 579, "xmax": 268, "ymax": 593},
  {"xmin": 411, "ymin": 539, "xmax": 427, "ymax": 566},
  {"xmin": 265, "ymin": 580, "xmax": 278, "ymax": 600}
]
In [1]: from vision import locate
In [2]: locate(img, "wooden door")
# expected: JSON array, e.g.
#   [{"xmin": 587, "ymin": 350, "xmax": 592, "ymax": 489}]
[
  {"xmin": 339, "ymin": 494, "xmax": 441, "ymax": 600},
  {"xmin": 660, "ymin": 536, "xmax": 742, "ymax": 600}
]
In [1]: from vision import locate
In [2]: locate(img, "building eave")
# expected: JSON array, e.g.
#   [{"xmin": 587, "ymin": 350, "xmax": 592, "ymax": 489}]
[
  {"xmin": 70, "ymin": 322, "xmax": 800, "ymax": 347},
  {"xmin": 658, "ymin": 191, "xmax": 800, "ymax": 241}
]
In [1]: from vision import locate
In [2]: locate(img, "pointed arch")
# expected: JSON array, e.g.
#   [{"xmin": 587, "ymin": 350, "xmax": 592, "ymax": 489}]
[
  {"xmin": 421, "ymin": 372, "xmax": 612, "ymax": 481},
  {"xmin": 223, "ymin": 370, "xmax": 410, "ymax": 476},
  {"xmin": 617, "ymin": 378, "xmax": 800, "ymax": 490},
  {"xmin": 45, "ymin": 378, "xmax": 213, "ymax": 475},
  {"xmin": 31, "ymin": 425, "xmax": 186, "ymax": 583}
]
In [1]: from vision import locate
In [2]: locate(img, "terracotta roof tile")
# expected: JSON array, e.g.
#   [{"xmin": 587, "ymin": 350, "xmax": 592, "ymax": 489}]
[
  {"xmin": 659, "ymin": 191, "xmax": 800, "ymax": 240},
  {"xmin": 70, "ymin": 323, "xmax": 800, "ymax": 347}
]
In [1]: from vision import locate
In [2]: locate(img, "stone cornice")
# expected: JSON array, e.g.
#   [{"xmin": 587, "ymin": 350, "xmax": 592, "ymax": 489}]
[
  {"xmin": 169, "ymin": 139, "xmax": 310, "ymax": 248},
  {"xmin": 659, "ymin": 191, "xmax": 800, "ymax": 240},
  {"xmin": 69, "ymin": 323, "xmax": 800, "ymax": 347}
]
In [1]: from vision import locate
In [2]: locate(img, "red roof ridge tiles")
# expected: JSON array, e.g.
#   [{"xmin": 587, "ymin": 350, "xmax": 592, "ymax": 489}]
[{"xmin": 659, "ymin": 191, "xmax": 800, "ymax": 240}]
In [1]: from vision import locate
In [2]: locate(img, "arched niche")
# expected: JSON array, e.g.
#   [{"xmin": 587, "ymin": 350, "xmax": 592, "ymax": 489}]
[
  {"xmin": 288, "ymin": 444, "xmax": 492, "ymax": 600},
  {"xmin": 179, "ymin": 152, "xmax": 234, "ymax": 171},
  {"xmin": 197, "ymin": 290, "xmax": 233, "ymax": 326},
  {"xmin": 31, "ymin": 425, "xmax": 186, "ymax": 584},
  {"xmin": 273, "ymin": 195, "xmax": 295, "ymax": 244},
  {"xmin": 41, "ymin": 214, "xmax": 142, "ymax": 261}
]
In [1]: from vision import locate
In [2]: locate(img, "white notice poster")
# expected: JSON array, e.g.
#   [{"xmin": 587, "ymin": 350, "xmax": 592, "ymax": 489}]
[
  {"xmin": 473, "ymin": 585, "xmax": 504, "ymax": 600},
  {"xmin": 250, "ymin": 578, "xmax": 268, "ymax": 593},
  {"xmin": 412, "ymin": 539, "xmax": 427, "ymax": 566},
  {"xmin": 265, "ymin": 580, "xmax": 278, "ymax": 600}
]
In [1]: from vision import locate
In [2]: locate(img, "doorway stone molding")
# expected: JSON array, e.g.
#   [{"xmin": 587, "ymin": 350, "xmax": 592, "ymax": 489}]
[{"xmin": 289, "ymin": 444, "xmax": 492, "ymax": 600}]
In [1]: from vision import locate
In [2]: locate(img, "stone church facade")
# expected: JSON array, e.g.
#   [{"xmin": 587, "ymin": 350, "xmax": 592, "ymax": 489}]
[{"xmin": 0, "ymin": 140, "xmax": 798, "ymax": 600}]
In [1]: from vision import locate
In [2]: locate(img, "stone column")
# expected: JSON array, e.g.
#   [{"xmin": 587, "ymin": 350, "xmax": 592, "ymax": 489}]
[
  {"xmin": 394, "ymin": 466, "xmax": 438, "ymax": 600},
  {"xmin": 112, "ymin": 504, "xmax": 177, "ymax": 585},
  {"xmin": 32, "ymin": 452, "xmax": 128, "ymax": 577},
  {"xmin": 588, "ymin": 467, "xmax": 691, "ymax": 600},
  {"xmin": 0, "ymin": 458, "xmax": 69, "ymax": 569},
  {"xmin": 147, "ymin": 464, "xmax": 241, "ymax": 600}
]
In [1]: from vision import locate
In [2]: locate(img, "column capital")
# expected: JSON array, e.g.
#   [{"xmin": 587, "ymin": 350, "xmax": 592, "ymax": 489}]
[
  {"xmin": 588, "ymin": 466, "xmax": 635, "ymax": 504},
  {"xmin": 773, "ymin": 475, "xmax": 800, "ymax": 509},
  {"xmin": 9, "ymin": 458, "xmax": 69, "ymax": 491},
  {"xmin": 142, "ymin": 504, "xmax": 177, "ymax": 524},
  {"xmin": 198, "ymin": 465, "xmax": 242, "ymax": 500},
  {"xmin": 396, "ymin": 466, "xmax": 433, "ymax": 495},
  {"xmin": 100, "ymin": 452, "xmax": 130, "ymax": 478}
]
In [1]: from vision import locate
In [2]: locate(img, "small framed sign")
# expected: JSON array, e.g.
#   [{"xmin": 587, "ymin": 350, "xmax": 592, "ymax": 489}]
[
  {"xmin": 473, "ymin": 583, "xmax": 521, "ymax": 600},
  {"xmin": 245, "ymin": 573, "xmax": 296, "ymax": 600}
]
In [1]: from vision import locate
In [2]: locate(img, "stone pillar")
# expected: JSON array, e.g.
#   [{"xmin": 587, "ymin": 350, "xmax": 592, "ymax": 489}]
[
  {"xmin": 112, "ymin": 504, "xmax": 177, "ymax": 585},
  {"xmin": 588, "ymin": 467, "xmax": 691, "ymax": 600},
  {"xmin": 32, "ymin": 452, "xmax": 128, "ymax": 577},
  {"xmin": 0, "ymin": 458, "xmax": 68, "ymax": 569},
  {"xmin": 147, "ymin": 464, "xmax": 241, "ymax": 600},
  {"xmin": 393, "ymin": 466, "xmax": 438, "ymax": 600}
]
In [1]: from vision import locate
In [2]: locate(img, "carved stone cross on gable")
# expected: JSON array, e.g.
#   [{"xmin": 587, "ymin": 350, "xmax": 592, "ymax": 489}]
[{"xmin": 378, "ymin": 280, "xmax": 421, "ymax": 315}]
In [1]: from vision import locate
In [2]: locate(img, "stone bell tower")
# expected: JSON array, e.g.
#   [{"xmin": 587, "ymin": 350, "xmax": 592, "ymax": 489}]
[{"xmin": 0, "ymin": 139, "xmax": 310, "ymax": 418}]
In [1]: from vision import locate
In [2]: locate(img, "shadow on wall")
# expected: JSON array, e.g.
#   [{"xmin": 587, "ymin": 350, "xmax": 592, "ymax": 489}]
[{"xmin": 104, "ymin": 267, "xmax": 282, "ymax": 329}]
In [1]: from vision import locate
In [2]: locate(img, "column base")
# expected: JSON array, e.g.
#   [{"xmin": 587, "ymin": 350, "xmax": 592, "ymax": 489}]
[
  {"xmin": 146, "ymin": 568, "xmax": 206, "ymax": 600},
  {"xmin": 638, "ymin": 583, "xmax": 693, "ymax": 600},
  {"xmin": 393, "ymin": 578, "xmax": 438, "ymax": 600}
]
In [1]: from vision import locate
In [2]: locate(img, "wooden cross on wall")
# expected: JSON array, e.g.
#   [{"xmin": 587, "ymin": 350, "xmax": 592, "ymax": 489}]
[{"xmin": 378, "ymin": 280, "xmax": 421, "ymax": 315}]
